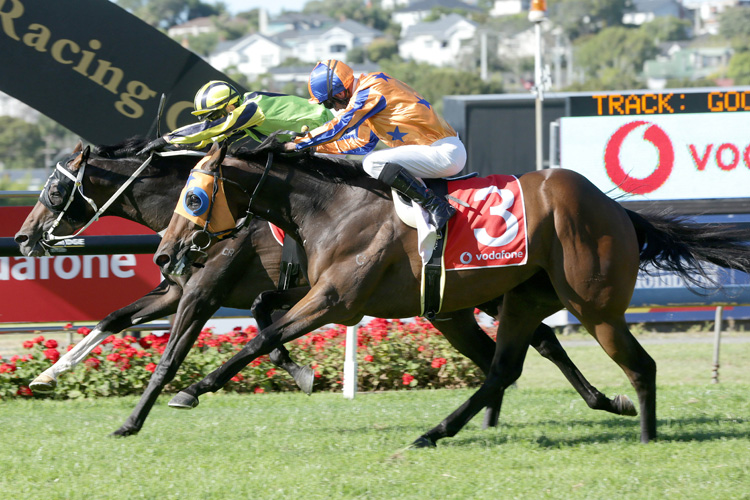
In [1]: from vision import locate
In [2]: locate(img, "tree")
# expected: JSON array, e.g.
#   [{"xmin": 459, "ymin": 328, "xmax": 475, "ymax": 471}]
[
  {"xmin": 367, "ymin": 38, "xmax": 399, "ymax": 62},
  {"xmin": 571, "ymin": 25, "xmax": 657, "ymax": 90},
  {"xmin": 0, "ymin": 117, "xmax": 45, "ymax": 170},
  {"xmin": 115, "ymin": 0, "xmax": 223, "ymax": 29},
  {"xmin": 303, "ymin": 0, "xmax": 399, "ymax": 33},
  {"xmin": 640, "ymin": 16, "xmax": 691, "ymax": 43},
  {"xmin": 719, "ymin": 6, "xmax": 750, "ymax": 52},
  {"xmin": 379, "ymin": 60, "xmax": 503, "ymax": 115},
  {"xmin": 727, "ymin": 51, "xmax": 750, "ymax": 85},
  {"xmin": 548, "ymin": 0, "xmax": 629, "ymax": 41}
]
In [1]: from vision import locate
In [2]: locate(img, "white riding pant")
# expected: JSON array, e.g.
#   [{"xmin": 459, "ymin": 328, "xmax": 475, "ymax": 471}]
[{"xmin": 362, "ymin": 135, "xmax": 466, "ymax": 179}]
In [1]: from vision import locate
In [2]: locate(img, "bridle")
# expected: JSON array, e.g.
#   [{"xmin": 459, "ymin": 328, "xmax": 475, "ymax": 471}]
[
  {"xmin": 38, "ymin": 151, "xmax": 205, "ymax": 255},
  {"xmin": 182, "ymin": 153, "xmax": 275, "ymax": 260}
]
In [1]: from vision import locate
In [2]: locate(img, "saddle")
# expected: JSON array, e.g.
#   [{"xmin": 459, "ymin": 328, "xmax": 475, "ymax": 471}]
[{"xmin": 391, "ymin": 172, "xmax": 477, "ymax": 319}]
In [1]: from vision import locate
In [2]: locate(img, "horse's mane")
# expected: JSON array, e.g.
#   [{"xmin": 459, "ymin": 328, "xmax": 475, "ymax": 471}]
[
  {"xmin": 94, "ymin": 136, "xmax": 152, "ymax": 159},
  {"xmin": 233, "ymin": 131, "xmax": 368, "ymax": 184}
]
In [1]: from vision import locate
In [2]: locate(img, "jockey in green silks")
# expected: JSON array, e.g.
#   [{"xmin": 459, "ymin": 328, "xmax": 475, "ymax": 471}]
[{"xmin": 137, "ymin": 80, "xmax": 337, "ymax": 155}]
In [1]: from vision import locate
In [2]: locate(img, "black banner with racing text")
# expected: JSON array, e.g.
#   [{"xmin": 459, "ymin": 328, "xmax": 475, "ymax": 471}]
[{"xmin": 0, "ymin": 0, "xmax": 242, "ymax": 145}]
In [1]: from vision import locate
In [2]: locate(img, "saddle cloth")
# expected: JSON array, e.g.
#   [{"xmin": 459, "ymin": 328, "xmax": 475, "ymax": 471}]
[{"xmin": 393, "ymin": 174, "xmax": 528, "ymax": 270}]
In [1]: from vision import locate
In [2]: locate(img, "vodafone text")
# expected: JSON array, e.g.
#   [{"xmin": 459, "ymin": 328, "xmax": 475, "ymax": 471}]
[{"xmin": 1, "ymin": 255, "xmax": 137, "ymax": 280}]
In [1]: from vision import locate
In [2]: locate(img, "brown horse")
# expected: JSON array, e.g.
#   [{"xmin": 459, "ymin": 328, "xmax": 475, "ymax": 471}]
[
  {"xmin": 154, "ymin": 139, "xmax": 750, "ymax": 447},
  {"xmin": 14, "ymin": 139, "xmax": 632, "ymax": 437}
]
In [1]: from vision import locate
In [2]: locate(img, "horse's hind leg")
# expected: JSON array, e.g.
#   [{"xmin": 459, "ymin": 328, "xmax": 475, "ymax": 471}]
[
  {"xmin": 580, "ymin": 317, "xmax": 656, "ymax": 442},
  {"xmin": 252, "ymin": 287, "xmax": 315, "ymax": 394},
  {"xmin": 529, "ymin": 324, "xmax": 637, "ymax": 417}
]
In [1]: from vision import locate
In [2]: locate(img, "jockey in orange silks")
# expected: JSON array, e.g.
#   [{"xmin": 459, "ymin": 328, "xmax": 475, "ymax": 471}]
[{"xmin": 284, "ymin": 60, "xmax": 466, "ymax": 231}]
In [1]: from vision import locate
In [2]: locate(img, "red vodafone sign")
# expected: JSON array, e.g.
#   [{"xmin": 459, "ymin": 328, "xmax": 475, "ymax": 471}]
[
  {"xmin": 1, "ymin": 206, "xmax": 162, "ymax": 323},
  {"xmin": 560, "ymin": 109, "xmax": 750, "ymax": 201}
]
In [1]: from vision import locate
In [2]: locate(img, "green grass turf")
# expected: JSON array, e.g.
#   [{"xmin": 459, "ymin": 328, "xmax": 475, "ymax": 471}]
[{"xmin": 1, "ymin": 341, "xmax": 748, "ymax": 499}]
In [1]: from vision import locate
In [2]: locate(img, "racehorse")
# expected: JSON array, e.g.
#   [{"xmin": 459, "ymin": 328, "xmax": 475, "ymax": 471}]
[
  {"xmin": 154, "ymin": 138, "xmax": 750, "ymax": 447},
  {"xmin": 13, "ymin": 139, "xmax": 633, "ymax": 437}
]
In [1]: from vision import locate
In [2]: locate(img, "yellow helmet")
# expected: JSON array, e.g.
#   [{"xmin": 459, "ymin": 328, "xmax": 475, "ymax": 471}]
[{"xmin": 192, "ymin": 81, "xmax": 242, "ymax": 120}]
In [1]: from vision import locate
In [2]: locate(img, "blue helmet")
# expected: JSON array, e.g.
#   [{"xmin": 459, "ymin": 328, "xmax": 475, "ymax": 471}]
[{"xmin": 307, "ymin": 60, "xmax": 354, "ymax": 105}]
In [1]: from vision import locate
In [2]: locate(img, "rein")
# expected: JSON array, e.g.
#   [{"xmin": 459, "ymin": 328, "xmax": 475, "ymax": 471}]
[{"xmin": 40, "ymin": 154, "xmax": 155, "ymax": 253}]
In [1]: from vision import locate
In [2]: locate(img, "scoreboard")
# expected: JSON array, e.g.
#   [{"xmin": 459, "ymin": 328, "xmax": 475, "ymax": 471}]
[
  {"xmin": 569, "ymin": 90, "xmax": 750, "ymax": 116},
  {"xmin": 559, "ymin": 88, "xmax": 750, "ymax": 202}
]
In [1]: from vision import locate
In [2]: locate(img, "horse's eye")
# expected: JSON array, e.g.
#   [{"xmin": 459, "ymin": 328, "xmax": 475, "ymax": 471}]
[
  {"xmin": 186, "ymin": 192, "xmax": 202, "ymax": 212},
  {"xmin": 48, "ymin": 182, "xmax": 66, "ymax": 206}
]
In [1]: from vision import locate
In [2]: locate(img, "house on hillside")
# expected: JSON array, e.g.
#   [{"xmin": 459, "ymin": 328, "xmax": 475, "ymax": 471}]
[
  {"xmin": 208, "ymin": 19, "xmax": 382, "ymax": 80},
  {"xmin": 167, "ymin": 16, "xmax": 216, "ymax": 39},
  {"xmin": 209, "ymin": 34, "xmax": 289, "ymax": 78},
  {"xmin": 275, "ymin": 19, "xmax": 383, "ymax": 64},
  {"xmin": 261, "ymin": 11, "xmax": 333, "ymax": 36},
  {"xmin": 392, "ymin": 0, "xmax": 482, "ymax": 36},
  {"xmin": 643, "ymin": 43, "xmax": 733, "ymax": 88},
  {"xmin": 489, "ymin": 0, "xmax": 530, "ymax": 17},
  {"xmin": 685, "ymin": 0, "xmax": 750, "ymax": 35},
  {"xmin": 399, "ymin": 13, "xmax": 477, "ymax": 67},
  {"xmin": 622, "ymin": 0, "xmax": 687, "ymax": 25}
]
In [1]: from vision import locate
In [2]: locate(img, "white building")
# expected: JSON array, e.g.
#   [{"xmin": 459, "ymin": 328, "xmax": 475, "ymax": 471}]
[
  {"xmin": 392, "ymin": 0, "xmax": 481, "ymax": 36},
  {"xmin": 399, "ymin": 14, "xmax": 478, "ymax": 67},
  {"xmin": 489, "ymin": 0, "xmax": 530, "ymax": 17},
  {"xmin": 209, "ymin": 34, "xmax": 289, "ymax": 78}
]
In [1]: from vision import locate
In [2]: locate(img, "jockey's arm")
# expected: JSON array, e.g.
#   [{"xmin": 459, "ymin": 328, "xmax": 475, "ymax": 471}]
[
  {"xmin": 314, "ymin": 126, "xmax": 379, "ymax": 155},
  {"xmin": 164, "ymin": 100, "xmax": 266, "ymax": 149},
  {"xmin": 293, "ymin": 88, "xmax": 386, "ymax": 151}
]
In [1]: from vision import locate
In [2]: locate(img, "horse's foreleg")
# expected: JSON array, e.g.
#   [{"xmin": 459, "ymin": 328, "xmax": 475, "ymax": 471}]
[
  {"xmin": 31, "ymin": 281, "xmax": 181, "ymax": 393},
  {"xmin": 432, "ymin": 309, "xmax": 502, "ymax": 428},
  {"xmin": 414, "ymin": 290, "xmax": 546, "ymax": 447},
  {"xmin": 169, "ymin": 285, "xmax": 351, "ymax": 409},
  {"xmin": 111, "ymin": 292, "xmax": 218, "ymax": 436},
  {"xmin": 530, "ymin": 322, "xmax": 637, "ymax": 417},
  {"xmin": 252, "ymin": 287, "xmax": 315, "ymax": 394}
]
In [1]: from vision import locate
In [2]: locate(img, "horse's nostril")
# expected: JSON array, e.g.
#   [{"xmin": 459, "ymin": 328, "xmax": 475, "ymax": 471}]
[
  {"xmin": 154, "ymin": 253, "xmax": 171, "ymax": 268},
  {"xmin": 14, "ymin": 234, "xmax": 29, "ymax": 244}
]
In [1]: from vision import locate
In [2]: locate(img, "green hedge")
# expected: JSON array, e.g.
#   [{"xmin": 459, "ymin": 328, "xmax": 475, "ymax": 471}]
[{"xmin": 1, "ymin": 315, "xmax": 493, "ymax": 399}]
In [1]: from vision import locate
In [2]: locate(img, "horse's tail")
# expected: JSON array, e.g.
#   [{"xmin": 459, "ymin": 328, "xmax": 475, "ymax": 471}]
[{"xmin": 625, "ymin": 208, "xmax": 750, "ymax": 289}]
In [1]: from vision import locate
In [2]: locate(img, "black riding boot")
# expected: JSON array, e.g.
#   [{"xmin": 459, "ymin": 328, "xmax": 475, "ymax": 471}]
[{"xmin": 379, "ymin": 163, "xmax": 456, "ymax": 230}]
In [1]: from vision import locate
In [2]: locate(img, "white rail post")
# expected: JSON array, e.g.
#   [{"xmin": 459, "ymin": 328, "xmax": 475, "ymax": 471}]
[
  {"xmin": 342, "ymin": 324, "xmax": 358, "ymax": 399},
  {"xmin": 528, "ymin": 0, "xmax": 547, "ymax": 171},
  {"xmin": 712, "ymin": 306, "xmax": 723, "ymax": 384}
]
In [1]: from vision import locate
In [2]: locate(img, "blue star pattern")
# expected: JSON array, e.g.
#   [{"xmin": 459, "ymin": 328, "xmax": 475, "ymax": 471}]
[
  {"xmin": 416, "ymin": 94, "xmax": 431, "ymax": 109},
  {"xmin": 387, "ymin": 126, "xmax": 407, "ymax": 142},
  {"xmin": 373, "ymin": 72, "xmax": 392, "ymax": 81}
]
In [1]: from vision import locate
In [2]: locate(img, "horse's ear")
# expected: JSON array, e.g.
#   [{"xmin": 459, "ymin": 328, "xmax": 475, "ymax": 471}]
[
  {"xmin": 204, "ymin": 142, "xmax": 227, "ymax": 172},
  {"xmin": 69, "ymin": 145, "xmax": 90, "ymax": 171},
  {"xmin": 73, "ymin": 140, "xmax": 83, "ymax": 154}
]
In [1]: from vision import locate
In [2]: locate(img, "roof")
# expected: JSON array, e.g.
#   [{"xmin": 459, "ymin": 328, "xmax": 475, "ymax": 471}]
[
  {"xmin": 397, "ymin": 0, "xmax": 482, "ymax": 13},
  {"xmin": 275, "ymin": 19, "xmax": 383, "ymax": 42},
  {"xmin": 403, "ymin": 13, "xmax": 477, "ymax": 39},
  {"xmin": 213, "ymin": 33, "xmax": 285, "ymax": 54}
]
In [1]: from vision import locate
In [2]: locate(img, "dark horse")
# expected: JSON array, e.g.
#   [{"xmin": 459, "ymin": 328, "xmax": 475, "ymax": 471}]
[
  {"xmin": 154, "ymin": 140, "xmax": 750, "ymax": 447},
  {"xmin": 14, "ymin": 139, "xmax": 632, "ymax": 437}
]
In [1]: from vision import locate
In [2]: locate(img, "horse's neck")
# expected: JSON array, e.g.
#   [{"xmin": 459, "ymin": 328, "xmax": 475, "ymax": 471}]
[{"xmin": 93, "ymin": 158, "xmax": 186, "ymax": 232}]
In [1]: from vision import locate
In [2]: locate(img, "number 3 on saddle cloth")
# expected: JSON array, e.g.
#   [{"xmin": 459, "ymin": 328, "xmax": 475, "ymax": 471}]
[{"xmin": 420, "ymin": 174, "xmax": 528, "ymax": 318}]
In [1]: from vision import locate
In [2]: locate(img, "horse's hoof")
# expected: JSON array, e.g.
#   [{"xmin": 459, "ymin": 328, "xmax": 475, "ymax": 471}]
[
  {"xmin": 614, "ymin": 394, "xmax": 638, "ymax": 416},
  {"xmin": 410, "ymin": 435, "xmax": 437, "ymax": 449},
  {"xmin": 109, "ymin": 427, "xmax": 138, "ymax": 438},
  {"xmin": 168, "ymin": 392, "xmax": 199, "ymax": 409},
  {"xmin": 295, "ymin": 365, "xmax": 315, "ymax": 396},
  {"xmin": 29, "ymin": 374, "xmax": 56, "ymax": 394}
]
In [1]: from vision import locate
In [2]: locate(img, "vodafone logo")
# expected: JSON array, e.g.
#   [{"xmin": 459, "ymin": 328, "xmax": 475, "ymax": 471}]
[{"xmin": 604, "ymin": 121, "xmax": 674, "ymax": 194}]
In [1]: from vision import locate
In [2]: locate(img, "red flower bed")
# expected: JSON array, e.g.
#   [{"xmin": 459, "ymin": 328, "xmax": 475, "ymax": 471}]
[{"xmin": 0, "ymin": 315, "xmax": 495, "ymax": 399}]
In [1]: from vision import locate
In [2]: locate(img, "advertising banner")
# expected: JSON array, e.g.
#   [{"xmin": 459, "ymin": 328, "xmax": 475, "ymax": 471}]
[
  {"xmin": 559, "ymin": 111, "xmax": 750, "ymax": 201},
  {"xmin": 0, "ymin": 0, "xmax": 239, "ymax": 145},
  {"xmin": 0, "ymin": 206, "xmax": 162, "ymax": 323}
]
